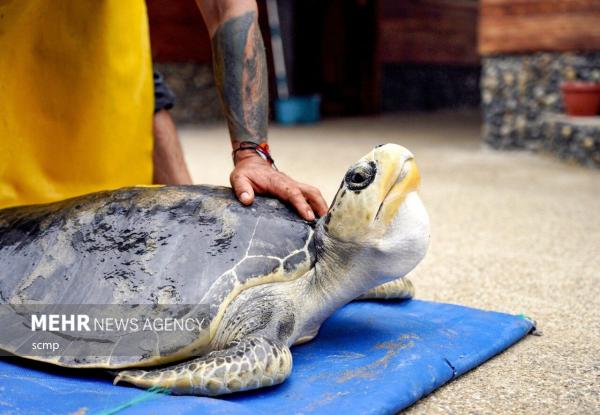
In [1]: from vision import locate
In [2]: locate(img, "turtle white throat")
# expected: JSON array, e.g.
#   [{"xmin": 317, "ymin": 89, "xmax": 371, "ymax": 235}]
[{"xmin": 290, "ymin": 143, "xmax": 431, "ymax": 341}]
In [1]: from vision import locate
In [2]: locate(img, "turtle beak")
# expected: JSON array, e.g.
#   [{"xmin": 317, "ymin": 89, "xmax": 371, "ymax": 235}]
[{"xmin": 375, "ymin": 145, "xmax": 421, "ymax": 224}]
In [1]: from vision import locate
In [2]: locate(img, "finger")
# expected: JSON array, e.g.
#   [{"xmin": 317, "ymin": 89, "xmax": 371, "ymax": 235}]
[
  {"xmin": 299, "ymin": 184, "xmax": 328, "ymax": 218},
  {"xmin": 273, "ymin": 178, "xmax": 315, "ymax": 221},
  {"xmin": 230, "ymin": 172, "xmax": 255, "ymax": 205}
]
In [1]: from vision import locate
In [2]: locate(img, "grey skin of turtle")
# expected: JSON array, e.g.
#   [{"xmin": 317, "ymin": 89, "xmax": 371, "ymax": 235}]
[{"xmin": 0, "ymin": 144, "xmax": 429, "ymax": 396}]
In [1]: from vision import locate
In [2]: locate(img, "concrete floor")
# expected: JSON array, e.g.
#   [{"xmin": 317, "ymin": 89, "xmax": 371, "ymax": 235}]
[{"xmin": 180, "ymin": 111, "xmax": 600, "ymax": 415}]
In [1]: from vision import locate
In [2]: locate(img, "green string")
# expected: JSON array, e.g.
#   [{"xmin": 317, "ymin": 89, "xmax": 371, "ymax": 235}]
[{"xmin": 96, "ymin": 387, "xmax": 171, "ymax": 415}]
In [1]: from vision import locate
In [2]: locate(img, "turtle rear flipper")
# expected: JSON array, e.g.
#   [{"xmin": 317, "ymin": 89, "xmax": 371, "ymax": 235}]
[
  {"xmin": 355, "ymin": 277, "xmax": 415, "ymax": 301},
  {"xmin": 114, "ymin": 337, "xmax": 292, "ymax": 396}
]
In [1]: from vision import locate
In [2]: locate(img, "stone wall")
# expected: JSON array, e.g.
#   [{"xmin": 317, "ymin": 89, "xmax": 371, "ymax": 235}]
[
  {"xmin": 154, "ymin": 63, "xmax": 223, "ymax": 124},
  {"xmin": 542, "ymin": 114, "xmax": 600, "ymax": 168},
  {"xmin": 481, "ymin": 53, "xmax": 600, "ymax": 159},
  {"xmin": 160, "ymin": 62, "xmax": 483, "ymax": 122}
]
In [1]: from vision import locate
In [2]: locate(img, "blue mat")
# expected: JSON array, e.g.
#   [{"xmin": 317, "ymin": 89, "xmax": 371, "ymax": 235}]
[{"xmin": 0, "ymin": 300, "xmax": 533, "ymax": 415}]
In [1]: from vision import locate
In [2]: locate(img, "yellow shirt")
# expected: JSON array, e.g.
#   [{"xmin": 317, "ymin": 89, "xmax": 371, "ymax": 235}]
[{"xmin": 0, "ymin": 0, "xmax": 153, "ymax": 208}]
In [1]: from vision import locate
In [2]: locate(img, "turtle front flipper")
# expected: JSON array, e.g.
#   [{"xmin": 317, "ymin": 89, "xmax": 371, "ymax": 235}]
[
  {"xmin": 113, "ymin": 337, "xmax": 292, "ymax": 396},
  {"xmin": 355, "ymin": 277, "xmax": 415, "ymax": 300}
]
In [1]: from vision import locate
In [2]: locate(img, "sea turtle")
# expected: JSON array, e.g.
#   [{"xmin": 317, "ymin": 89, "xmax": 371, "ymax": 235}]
[{"xmin": 0, "ymin": 143, "xmax": 429, "ymax": 396}]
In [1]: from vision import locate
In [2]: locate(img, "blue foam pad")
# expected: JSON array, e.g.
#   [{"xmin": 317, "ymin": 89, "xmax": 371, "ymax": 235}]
[{"xmin": 0, "ymin": 300, "xmax": 533, "ymax": 415}]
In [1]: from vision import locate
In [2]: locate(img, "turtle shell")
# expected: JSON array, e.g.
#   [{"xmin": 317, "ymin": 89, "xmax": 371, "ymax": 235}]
[{"xmin": 0, "ymin": 185, "xmax": 316, "ymax": 368}]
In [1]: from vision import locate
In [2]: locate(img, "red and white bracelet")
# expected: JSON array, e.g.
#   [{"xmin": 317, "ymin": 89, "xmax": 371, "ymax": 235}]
[{"xmin": 232, "ymin": 141, "xmax": 278, "ymax": 170}]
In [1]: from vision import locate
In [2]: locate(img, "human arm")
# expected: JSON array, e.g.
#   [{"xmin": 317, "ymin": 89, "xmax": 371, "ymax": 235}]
[
  {"xmin": 194, "ymin": 0, "xmax": 328, "ymax": 220},
  {"xmin": 152, "ymin": 108, "xmax": 193, "ymax": 185}
]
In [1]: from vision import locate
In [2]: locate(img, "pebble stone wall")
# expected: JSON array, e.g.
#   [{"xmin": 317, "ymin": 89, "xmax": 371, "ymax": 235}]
[
  {"xmin": 542, "ymin": 114, "xmax": 600, "ymax": 168},
  {"xmin": 155, "ymin": 63, "xmax": 223, "ymax": 124},
  {"xmin": 481, "ymin": 52, "xmax": 600, "ymax": 167}
]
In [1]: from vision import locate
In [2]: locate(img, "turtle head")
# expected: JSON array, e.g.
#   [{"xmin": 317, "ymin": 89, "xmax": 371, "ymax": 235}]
[{"xmin": 319, "ymin": 143, "xmax": 429, "ymax": 283}]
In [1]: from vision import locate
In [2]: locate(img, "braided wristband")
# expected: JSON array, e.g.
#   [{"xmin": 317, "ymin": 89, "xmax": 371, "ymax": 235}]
[{"xmin": 232, "ymin": 141, "xmax": 278, "ymax": 170}]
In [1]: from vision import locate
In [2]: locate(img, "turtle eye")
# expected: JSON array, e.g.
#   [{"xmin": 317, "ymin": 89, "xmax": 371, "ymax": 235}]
[{"xmin": 345, "ymin": 161, "xmax": 376, "ymax": 191}]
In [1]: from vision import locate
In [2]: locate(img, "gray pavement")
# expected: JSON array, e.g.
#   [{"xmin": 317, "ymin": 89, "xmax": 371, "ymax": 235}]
[{"xmin": 180, "ymin": 111, "xmax": 600, "ymax": 414}]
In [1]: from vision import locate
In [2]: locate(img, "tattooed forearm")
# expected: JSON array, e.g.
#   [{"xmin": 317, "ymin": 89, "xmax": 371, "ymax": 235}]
[{"xmin": 212, "ymin": 11, "xmax": 268, "ymax": 145}]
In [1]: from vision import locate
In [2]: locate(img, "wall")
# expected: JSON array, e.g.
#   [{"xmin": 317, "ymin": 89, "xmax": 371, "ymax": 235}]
[
  {"xmin": 147, "ymin": 0, "xmax": 483, "ymax": 119},
  {"xmin": 479, "ymin": 0, "xmax": 600, "ymax": 167},
  {"xmin": 379, "ymin": 0, "xmax": 481, "ymax": 112},
  {"xmin": 380, "ymin": 0, "xmax": 479, "ymax": 66},
  {"xmin": 146, "ymin": 0, "xmax": 211, "ymax": 63},
  {"xmin": 479, "ymin": 0, "xmax": 600, "ymax": 55},
  {"xmin": 147, "ymin": 0, "xmax": 221, "ymax": 123}
]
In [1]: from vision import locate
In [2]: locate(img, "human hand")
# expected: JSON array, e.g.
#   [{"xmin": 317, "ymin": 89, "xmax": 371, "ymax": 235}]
[{"xmin": 230, "ymin": 151, "xmax": 328, "ymax": 221}]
